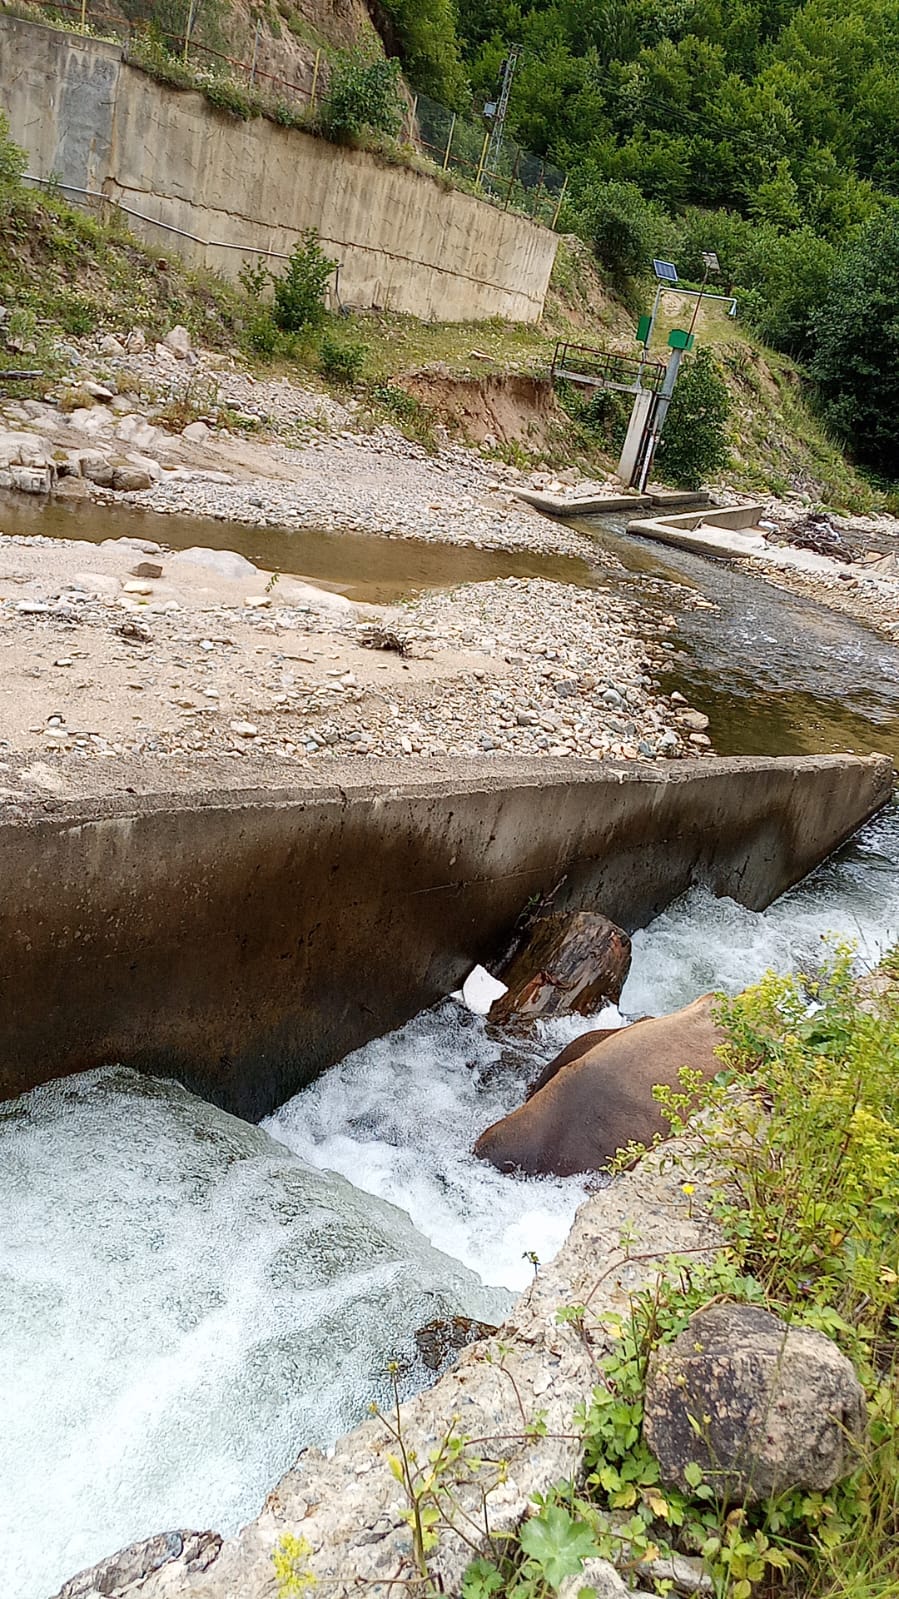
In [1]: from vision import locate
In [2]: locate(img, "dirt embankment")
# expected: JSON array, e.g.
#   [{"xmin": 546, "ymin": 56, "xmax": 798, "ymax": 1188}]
[{"xmin": 399, "ymin": 372, "xmax": 563, "ymax": 452}]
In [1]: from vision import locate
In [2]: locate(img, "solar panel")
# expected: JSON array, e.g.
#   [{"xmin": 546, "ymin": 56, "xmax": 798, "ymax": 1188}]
[{"xmin": 652, "ymin": 259, "xmax": 678, "ymax": 283}]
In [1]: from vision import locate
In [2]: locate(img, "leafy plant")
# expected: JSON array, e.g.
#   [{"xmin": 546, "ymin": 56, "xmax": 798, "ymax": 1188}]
[
  {"xmin": 272, "ymin": 230, "xmax": 336, "ymax": 332},
  {"xmin": 811, "ymin": 211, "xmax": 899, "ymax": 479},
  {"xmin": 273, "ymin": 1532, "xmax": 316, "ymax": 1596},
  {"xmin": 317, "ymin": 329, "xmax": 366, "ymax": 384},
  {"xmin": 323, "ymin": 53, "xmax": 405, "ymax": 142},
  {"xmin": 0, "ymin": 111, "xmax": 26, "ymax": 221},
  {"xmin": 657, "ymin": 346, "xmax": 731, "ymax": 489}
]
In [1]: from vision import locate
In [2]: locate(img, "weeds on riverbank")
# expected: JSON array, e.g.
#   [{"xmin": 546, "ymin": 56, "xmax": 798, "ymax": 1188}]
[{"xmin": 274, "ymin": 951, "xmax": 899, "ymax": 1599}]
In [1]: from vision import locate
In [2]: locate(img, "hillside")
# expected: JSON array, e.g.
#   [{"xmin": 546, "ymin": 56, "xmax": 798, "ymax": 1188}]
[{"xmin": 0, "ymin": 164, "xmax": 881, "ymax": 512}]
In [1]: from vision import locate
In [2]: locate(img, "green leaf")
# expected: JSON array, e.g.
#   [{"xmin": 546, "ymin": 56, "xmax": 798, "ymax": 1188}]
[
  {"xmin": 684, "ymin": 1461, "xmax": 704, "ymax": 1489},
  {"xmin": 462, "ymin": 1558, "xmax": 505, "ymax": 1599},
  {"xmin": 519, "ymin": 1504, "xmax": 600, "ymax": 1589}
]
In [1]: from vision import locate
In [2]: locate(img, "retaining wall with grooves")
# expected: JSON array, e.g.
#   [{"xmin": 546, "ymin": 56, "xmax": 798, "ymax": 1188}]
[{"xmin": 0, "ymin": 14, "xmax": 558, "ymax": 322}]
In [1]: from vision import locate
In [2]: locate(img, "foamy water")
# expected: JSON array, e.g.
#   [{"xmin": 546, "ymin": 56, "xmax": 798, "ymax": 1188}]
[
  {"xmin": 0, "ymin": 1068, "xmax": 507, "ymax": 1599},
  {"xmin": 2, "ymin": 805, "xmax": 897, "ymax": 1599}
]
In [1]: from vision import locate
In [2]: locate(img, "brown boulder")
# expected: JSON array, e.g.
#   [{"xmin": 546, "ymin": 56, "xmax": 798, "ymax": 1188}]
[
  {"xmin": 473, "ymin": 994, "xmax": 724, "ymax": 1177},
  {"xmin": 525, "ymin": 1027, "xmax": 622, "ymax": 1099}
]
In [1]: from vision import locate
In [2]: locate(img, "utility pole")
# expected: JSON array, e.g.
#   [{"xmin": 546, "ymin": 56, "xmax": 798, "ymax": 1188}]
[
  {"xmin": 687, "ymin": 250, "xmax": 719, "ymax": 338},
  {"xmin": 484, "ymin": 46, "xmax": 521, "ymax": 177},
  {"xmin": 637, "ymin": 344, "xmax": 686, "ymax": 492}
]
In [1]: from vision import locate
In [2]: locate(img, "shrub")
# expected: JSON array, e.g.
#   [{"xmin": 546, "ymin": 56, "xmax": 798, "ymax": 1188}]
[
  {"xmin": 569, "ymin": 178, "xmax": 665, "ymax": 298},
  {"xmin": 323, "ymin": 54, "xmax": 405, "ymax": 142},
  {"xmin": 317, "ymin": 330, "xmax": 366, "ymax": 385},
  {"xmin": 657, "ymin": 345, "xmax": 730, "ymax": 488},
  {"xmin": 0, "ymin": 111, "xmax": 26, "ymax": 221},
  {"xmin": 272, "ymin": 230, "xmax": 336, "ymax": 332},
  {"xmin": 246, "ymin": 309, "xmax": 278, "ymax": 356},
  {"xmin": 201, "ymin": 75, "xmax": 258, "ymax": 120}
]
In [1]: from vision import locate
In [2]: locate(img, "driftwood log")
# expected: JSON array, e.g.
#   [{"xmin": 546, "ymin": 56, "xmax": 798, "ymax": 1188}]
[{"xmin": 488, "ymin": 910, "xmax": 631, "ymax": 1027}]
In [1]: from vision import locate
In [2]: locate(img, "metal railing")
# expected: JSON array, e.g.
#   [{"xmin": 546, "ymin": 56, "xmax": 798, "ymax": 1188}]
[
  {"xmin": 11, "ymin": 0, "xmax": 567, "ymax": 226},
  {"xmin": 551, "ymin": 341, "xmax": 667, "ymax": 394}
]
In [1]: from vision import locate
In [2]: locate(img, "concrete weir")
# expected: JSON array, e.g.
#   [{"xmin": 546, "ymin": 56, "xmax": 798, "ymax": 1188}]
[{"xmin": 0, "ymin": 752, "xmax": 892, "ymax": 1118}]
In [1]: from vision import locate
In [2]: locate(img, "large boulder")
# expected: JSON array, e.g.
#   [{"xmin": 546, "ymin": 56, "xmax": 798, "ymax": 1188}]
[
  {"xmin": 525, "ymin": 1026, "xmax": 623, "ymax": 1099},
  {"xmin": 489, "ymin": 911, "xmax": 632, "ymax": 1027},
  {"xmin": 643, "ymin": 1304, "xmax": 866, "ymax": 1503},
  {"xmin": 473, "ymin": 994, "xmax": 724, "ymax": 1177}
]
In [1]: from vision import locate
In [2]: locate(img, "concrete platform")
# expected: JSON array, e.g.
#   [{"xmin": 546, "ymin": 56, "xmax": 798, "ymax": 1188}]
[
  {"xmin": 515, "ymin": 488, "xmax": 711, "ymax": 519},
  {"xmin": 0, "ymin": 751, "xmax": 892, "ymax": 1118},
  {"xmin": 626, "ymin": 504, "xmax": 856, "ymax": 576},
  {"xmin": 515, "ymin": 488, "xmax": 651, "ymax": 516}
]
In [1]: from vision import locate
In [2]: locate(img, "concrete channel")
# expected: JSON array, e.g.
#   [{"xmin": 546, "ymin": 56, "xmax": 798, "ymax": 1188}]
[{"xmin": 1, "ymin": 751, "xmax": 892, "ymax": 1118}]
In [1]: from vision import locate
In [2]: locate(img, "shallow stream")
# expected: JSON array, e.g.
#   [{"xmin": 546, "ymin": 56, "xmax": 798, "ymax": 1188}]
[{"xmin": 1, "ymin": 496, "xmax": 898, "ymax": 1597}]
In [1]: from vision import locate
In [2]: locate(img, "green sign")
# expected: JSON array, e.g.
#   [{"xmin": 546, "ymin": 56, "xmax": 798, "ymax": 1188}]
[
  {"xmin": 636, "ymin": 314, "xmax": 652, "ymax": 344},
  {"xmin": 668, "ymin": 328, "xmax": 695, "ymax": 350}
]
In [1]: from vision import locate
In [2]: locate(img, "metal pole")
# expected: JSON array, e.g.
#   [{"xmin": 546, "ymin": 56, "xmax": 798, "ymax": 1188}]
[
  {"xmin": 549, "ymin": 173, "xmax": 567, "ymax": 230},
  {"xmin": 182, "ymin": 0, "xmax": 196, "ymax": 64},
  {"xmin": 407, "ymin": 94, "xmax": 418, "ymax": 144},
  {"xmin": 638, "ymin": 346, "xmax": 683, "ymax": 492},
  {"xmin": 504, "ymin": 146, "xmax": 521, "ymax": 210},
  {"xmin": 687, "ymin": 264, "xmax": 709, "ymax": 338},
  {"xmin": 80, "ymin": 0, "xmax": 87, "ymax": 32},
  {"xmin": 249, "ymin": 18, "xmax": 260, "ymax": 85},
  {"xmin": 475, "ymin": 130, "xmax": 490, "ymax": 189},
  {"xmin": 485, "ymin": 45, "xmax": 520, "ymax": 176},
  {"xmin": 309, "ymin": 49, "xmax": 321, "ymax": 112},
  {"xmin": 442, "ymin": 113, "xmax": 456, "ymax": 171}
]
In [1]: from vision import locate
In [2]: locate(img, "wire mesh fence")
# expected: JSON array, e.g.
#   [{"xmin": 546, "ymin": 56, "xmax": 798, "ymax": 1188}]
[
  {"xmin": 10, "ymin": 0, "xmax": 567, "ymax": 226},
  {"xmin": 412, "ymin": 91, "xmax": 565, "ymax": 226}
]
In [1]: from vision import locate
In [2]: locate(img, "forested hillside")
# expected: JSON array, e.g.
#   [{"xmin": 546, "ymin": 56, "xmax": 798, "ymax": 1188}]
[{"xmin": 404, "ymin": 0, "xmax": 899, "ymax": 478}]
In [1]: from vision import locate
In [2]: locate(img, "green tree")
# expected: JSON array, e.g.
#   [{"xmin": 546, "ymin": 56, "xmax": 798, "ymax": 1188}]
[
  {"xmin": 568, "ymin": 176, "xmax": 664, "ymax": 296},
  {"xmin": 658, "ymin": 345, "xmax": 731, "ymax": 488},
  {"xmin": 811, "ymin": 212, "xmax": 899, "ymax": 478},
  {"xmin": 378, "ymin": 0, "xmax": 468, "ymax": 103},
  {"xmin": 272, "ymin": 230, "xmax": 336, "ymax": 331},
  {"xmin": 323, "ymin": 54, "xmax": 406, "ymax": 141}
]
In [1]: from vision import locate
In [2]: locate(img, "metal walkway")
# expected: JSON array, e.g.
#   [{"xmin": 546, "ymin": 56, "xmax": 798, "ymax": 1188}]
[{"xmin": 550, "ymin": 340, "xmax": 665, "ymax": 395}]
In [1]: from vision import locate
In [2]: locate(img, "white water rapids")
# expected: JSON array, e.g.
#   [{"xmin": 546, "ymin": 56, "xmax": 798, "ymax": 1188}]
[{"xmin": 1, "ymin": 806, "xmax": 897, "ymax": 1599}]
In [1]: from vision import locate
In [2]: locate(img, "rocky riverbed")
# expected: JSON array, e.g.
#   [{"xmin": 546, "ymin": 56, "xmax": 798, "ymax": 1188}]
[
  {"xmin": 0, "ymin": 531, "xmax": 709, "ymax": 773},
  {"xmin": 0, "ymin": 328, "xmax": 717, "ymax": 780}
]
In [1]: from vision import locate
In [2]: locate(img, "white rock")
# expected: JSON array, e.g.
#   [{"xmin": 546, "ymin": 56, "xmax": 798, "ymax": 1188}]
[
  {"xmin": 99, "ymin": 335, "xmax": 125, "ymax": 357},
  {"xmin": 181, "ymin": 420, "xmax": 210, "ymax": 442},
  {"xmin": 162, "ymin": 325, "xmax": 192, "ymax": 359},
  {"xmin": 114, "ymin": 416, "xmax": 161, "ymax": 453},
  {"xmin": 123, "ymin": 581, "xmax": 153, "ymax": 595},
  {"xmin": 69, "ymin": 573, "xmax": 121, "ymax": 597},
  {"xmin": 83, "ymin": 381, "xmax": 115, "ymax": 402},
  {"xmin": 230, "ymin": 720, "xmax": 258, "ymax": 738},
  {"xmin": 460, "ymin": 964, "xmax": 507, "ymax": 1016},
  {"xmin": 169, "ymin": 547, "xmax": 260, "ymax": 581}
]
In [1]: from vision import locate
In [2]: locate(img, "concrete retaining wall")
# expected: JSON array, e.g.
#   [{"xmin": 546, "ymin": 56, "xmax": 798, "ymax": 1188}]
[
  {"xmin": 0, "ymin": 15, "xmax": 558, "ymax": 322},
  {"xmin": 0, "ymin": 753, "xmax": 891, "ymax": 1119}
]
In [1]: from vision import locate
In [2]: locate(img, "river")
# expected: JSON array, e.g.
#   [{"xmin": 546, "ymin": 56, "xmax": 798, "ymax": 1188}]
[{"xmin": 0, "ymin": 504, "xmax": 897, "ymax": 1598}]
